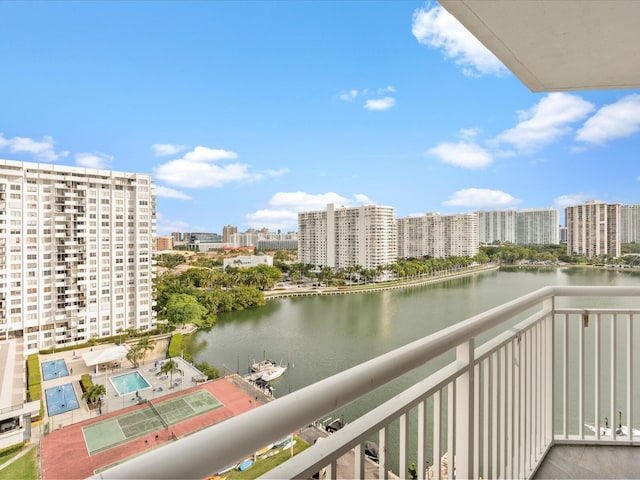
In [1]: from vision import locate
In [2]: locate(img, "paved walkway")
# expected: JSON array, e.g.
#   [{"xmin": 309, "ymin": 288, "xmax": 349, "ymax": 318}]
[{"xmin": 534, "ymin": 445, "xmax": 640, "ymax": 479}]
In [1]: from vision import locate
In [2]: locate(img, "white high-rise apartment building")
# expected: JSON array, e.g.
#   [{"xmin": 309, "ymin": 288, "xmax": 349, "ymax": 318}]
[
  {"xmin": 566, "ymin": 200, "xmax": 620, "ymax": 258},
  {"xmin": 476, "ymin": 210, "xmax": 517, "ymax": 245},
  {"xmin": 397, "ymin": 213, "xmax": 478, "ymax": 259},
  {"xmin": 620, "ymin": 205, "xmax": 640, "ymax": 244},
  {"xmin": 0, "ymin": 160, "xmax": 156, "ymax": 355},
  {"xmin": 298, "ymin": 203, "xmax": 396, "ymax": 269},
  {"xmin": 515, "ymin": 208, "xmax": 560, "ymax": 245}
]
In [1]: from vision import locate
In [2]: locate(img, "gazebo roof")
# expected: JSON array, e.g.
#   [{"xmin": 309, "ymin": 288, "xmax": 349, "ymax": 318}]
[{"xmin": 82, "ymin": 345, "xmax": 129, "ymax": 367}]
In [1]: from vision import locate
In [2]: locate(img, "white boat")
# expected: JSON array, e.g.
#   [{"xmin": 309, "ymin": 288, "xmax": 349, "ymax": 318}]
[
  {"xmin": 585, "ymin": 412, "xmax": 640, "ymax": 437},
  {"xmin": 251, "ymin": 359, "xmax": 276, "ymax": 373},
  {"xmin": 584, "ymin": 423, "xmax": 640, "ymax": 437},
  {"xmin": 261, "ymin": 365, "xmax": 287, "ymax": 381}
]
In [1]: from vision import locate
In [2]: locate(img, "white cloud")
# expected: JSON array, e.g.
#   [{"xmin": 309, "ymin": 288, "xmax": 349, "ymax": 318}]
[
  {"xmin": 245, "ymin": 209, "xmax": 300, "ymax": 231},
  {"xmin": 154, "ymin": 146, "xmax": 277, "ymax": 188},
  {"xmin": 339, "ymin": 89, "xmax": 359, "ymax": 102},
  {"xmin": 493, "ymin": 93, "xmax": 594, "ymax": 153},
  {"xmin": 412, "ymin": 4, "xmax": 507, "ymax": 77},
  {"xmin": 155, "ymin": 159, "xmax": 258, "ymax": 188},
  {"xmin": 427, "ymin": 141, "xmax": 493, "ymax": 168},
  {"xmin": 459, "ymin": 128, "xmax": 480, "ymax": 140},
  {"xmin": 354, "ymin": 193, "xmax": 374, "ymax": 204},
  {"xmin": 443, "ymin": 188, "xmax": 521, "ymax": 208},
  {"xmin": 244, "ymin": 191, "xmax": 376, "ymax": 232},
  {"xmin": 182, "ymin": 146, "xmax": 238, "ymax": 163},
  {"xmin": 575, "ymin": 94, "xmax": 640, "ymax": 145},
  {"xmin": 339, "ymin": 86, "xmax": 397, "ymax": 110},
  {"xmin": 263, "ymin": 168, "xmax": 289, "ymax": 177},
  {"xmin": 155, "ymin": 186, "xmax": 192, "ymax": 200},
  {"xmin": 152, "ymin": 143, "xmax": 189, "ymax": 156},
  {"xmin": 155, "ymin": 212, "xmax": 192, "ymax": 236},
  {"xmin": 268, "ymin": 191, "xmax": 351, "ymax": 211},
  {"xmin": 554, "ymin": 194, "xmax": 595, "ymax": 209},
  {"xmin": 364, "ymin": 97, "xmax": 396, "ymax": 111},
  {"xmin": 75, "ymin": 152, "xmax": 113, "ymax": 169},
  {"xmin": 378, "ymin": 85, "xmax": 396, "ymax": 94},
  {"xmin": 0, "ymin": 133, "xmax": 68, "ymax": 161}
]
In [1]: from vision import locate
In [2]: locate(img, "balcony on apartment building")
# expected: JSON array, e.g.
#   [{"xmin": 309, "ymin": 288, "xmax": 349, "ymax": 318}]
[
  {"xmin": 95, "ymin": 2, "xmax": 640, "ymax": 478},
  {"xmin": 96, "ymin": 285, "xmax": 640, "ymax": 480}
]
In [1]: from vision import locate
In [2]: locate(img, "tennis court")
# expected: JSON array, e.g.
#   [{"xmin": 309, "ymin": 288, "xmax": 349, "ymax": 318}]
[{"xmin": 82, "ymin": 390, "xmax": 222, "ymax": 455}]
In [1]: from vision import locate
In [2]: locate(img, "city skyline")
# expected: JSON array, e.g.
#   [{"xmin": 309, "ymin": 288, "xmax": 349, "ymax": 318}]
[{"xmin": 2, "ymin": 1, "xmax": 640, "ymax": 235}]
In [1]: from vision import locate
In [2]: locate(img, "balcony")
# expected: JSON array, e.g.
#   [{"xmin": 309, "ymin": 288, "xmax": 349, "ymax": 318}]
[{"xmin": 96, "ymin": 286, "xmax": 640, "ymax": 479}]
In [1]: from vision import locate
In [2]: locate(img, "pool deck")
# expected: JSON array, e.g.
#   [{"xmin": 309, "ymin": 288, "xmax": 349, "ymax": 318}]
[
  {"xmin": 37, "ymin": 339, "xmax": 202, "ymax": 427},
  {"xmin": 40, "ymin": 375, "xmax": 265, "ymax": 479}
]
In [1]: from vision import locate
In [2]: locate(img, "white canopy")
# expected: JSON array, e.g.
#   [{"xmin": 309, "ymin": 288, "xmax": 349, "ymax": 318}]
[{"xmin": 82, "ymin": 345, "xmax": 129, "ymax": 367}]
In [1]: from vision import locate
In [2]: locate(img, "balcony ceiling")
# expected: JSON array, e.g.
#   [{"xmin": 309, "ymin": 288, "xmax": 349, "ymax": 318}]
[{"xmin": 439, "ymin": 0, "xmax": 640, "ymax": 92}]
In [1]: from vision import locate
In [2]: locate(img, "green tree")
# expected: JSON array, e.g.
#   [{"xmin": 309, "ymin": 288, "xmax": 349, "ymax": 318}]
[
  {"xmin": 82, "ymin": 384, "xmax": 106, "ymax": 406},
  {"xmin": 157, "ymin": 359, "xmax": 183, "ymax": 386},
  {"xmin": 126, "ymin": 344, "xmax": 145, "ymax": 368},
  {"xmin": 156, "ymin": 253, "xmax": 186, "ymax": 269},
  {"xmin": 136, "ymin": 336, "xmax": 155, "ymax": 365},
  {"xmin": 166, "ymin": 293, "xmax": 207, "ymax": 327}
]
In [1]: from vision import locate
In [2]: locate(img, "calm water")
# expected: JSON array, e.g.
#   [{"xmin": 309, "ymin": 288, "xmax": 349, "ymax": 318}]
[
  {"xmin": 190, "ymin": 267, "xmax": 640, "ymax": 471},
  {"xmin": 193, "ymin": 267, "xmax": 638, "ymax": 393}
]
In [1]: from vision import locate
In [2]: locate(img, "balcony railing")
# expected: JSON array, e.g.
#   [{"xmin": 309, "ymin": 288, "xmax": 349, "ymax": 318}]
[{"xmin": 95, "ymin": 286, "xmax": 640, "ymax": 480}]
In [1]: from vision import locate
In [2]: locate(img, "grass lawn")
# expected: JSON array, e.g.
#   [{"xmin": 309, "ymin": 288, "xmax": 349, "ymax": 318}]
[
  {"xmin": 0, "ymin": 447, "xmax": 37, "ymax": 480},
  {"xmin": 0, "ymin": 450, "xmax": 21, "ymax": 467},
  {"xmin": 223, "ymin": 436, "xmax": 310, "ymax": 479}
]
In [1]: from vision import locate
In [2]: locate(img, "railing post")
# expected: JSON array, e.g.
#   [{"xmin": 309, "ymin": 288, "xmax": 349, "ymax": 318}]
[{"xmin": 455, "ymin": 339, "xmax": 475, "ymax": 479}]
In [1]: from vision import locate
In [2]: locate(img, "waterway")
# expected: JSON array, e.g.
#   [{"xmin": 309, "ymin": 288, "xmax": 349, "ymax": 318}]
[{"xmin": 190, "ymin": 266, "xmax": 640, "ymax": 470}]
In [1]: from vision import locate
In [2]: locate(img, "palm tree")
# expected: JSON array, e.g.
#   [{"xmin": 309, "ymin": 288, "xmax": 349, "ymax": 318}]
[
  {"xmin": 82, "ymin": 384, "xmax": 106, "ymax": 407},
  {"xmin": 137, "ymin": 336, "xmax": 154, "ymax": 365},
  {"xmin": 157, "ymin": 359, "xmax": 183, "ymax": 387}
]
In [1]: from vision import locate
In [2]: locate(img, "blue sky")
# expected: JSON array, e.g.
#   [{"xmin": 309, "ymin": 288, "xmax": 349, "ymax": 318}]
[{"xmin": 2, "ymin": 1, "xmax": 640, "ymax": 235}]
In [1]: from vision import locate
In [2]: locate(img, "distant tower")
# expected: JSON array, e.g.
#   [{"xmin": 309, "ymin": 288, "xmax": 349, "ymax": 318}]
[
  {"xmin": 566, "ymin": 200, "xmax": 620, "ymax": 258},
  {"xmin": 222, "ymin": 225, "xmax": 237, "ymax": 243}
]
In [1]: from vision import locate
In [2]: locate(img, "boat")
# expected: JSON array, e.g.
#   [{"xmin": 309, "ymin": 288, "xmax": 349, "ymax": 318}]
[
  {"xmin": 281, "ymin": 439, "xmax": 296, "ymax": 450},
  {"xmin": 585, "ymin": 411, "xmax": 640, "ymax": 437},
  {"xmin": 261, "ymin": 365, "xmax": 287, "ymax": 381},
  {"xmin": 251, "ymin": 359, "xmax": 276, "ymax": 373},
  {"xmin": 260, "ymin": 450, "xmax": 279, "ymax": 460},
  {"xmin": 273, "ymin": 435, "xmax": 292, "ymax": 448},
  {"xmin": 364, "ymin": 441, "xmax": 379, "ymax": 462},
  {"xmin": 238, "ymin": 458, "xmax": 254, "ymax": 471},
  {"xmin": 255, "ymin": 443, "xmax": 274, "ymax": 456},
  {"xmin": 325, "ymin": 417, "xmax": 345, "ymax": 433}
]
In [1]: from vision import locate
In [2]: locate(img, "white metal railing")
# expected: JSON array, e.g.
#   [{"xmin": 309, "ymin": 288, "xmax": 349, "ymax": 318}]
[{"xmin": 93, "ymin": 286, "xmax": 640, "ymax": 480}]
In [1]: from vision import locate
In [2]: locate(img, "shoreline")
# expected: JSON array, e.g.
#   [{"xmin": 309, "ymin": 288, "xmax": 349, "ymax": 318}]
[{"xmin": 262, "ymin": 263, "xmax": 500, "ymax": 300}]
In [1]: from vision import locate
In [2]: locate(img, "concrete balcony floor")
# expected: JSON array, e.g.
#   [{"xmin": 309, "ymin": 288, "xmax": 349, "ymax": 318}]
[{"xmin": 534, "ymin": 445, "xmax": 640, "ymax": 479}]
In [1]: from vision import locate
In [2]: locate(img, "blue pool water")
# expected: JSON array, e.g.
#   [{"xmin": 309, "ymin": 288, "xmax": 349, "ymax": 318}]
[
  {"xmin": 41, "ymin": 359, "xmax": 69, "ymax": 381},
  {"xmin": 109, "ymin": 371, "xmax": 151, "ymax": 396},
  {"xmin": 45, "ymin": 383, "xmax": 79, "ymax": 416}
]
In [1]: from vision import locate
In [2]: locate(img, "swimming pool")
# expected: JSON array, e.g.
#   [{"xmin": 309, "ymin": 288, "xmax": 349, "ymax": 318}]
[
  {"xmin": 42, "ymin": 359, "xmax": 69, "ymax": 381},
  {"xmin": 45, "ymin": 383, "xmax": 79, "ymax": 416},
  {"xmin": 109, "ymin": 371, "xmax": 151, "ymax": 396}
]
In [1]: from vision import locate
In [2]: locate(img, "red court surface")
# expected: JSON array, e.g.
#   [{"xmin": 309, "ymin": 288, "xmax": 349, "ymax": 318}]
[{"xmin": 41, "ymin": 376, "xmax": 262, "ymax": 479}]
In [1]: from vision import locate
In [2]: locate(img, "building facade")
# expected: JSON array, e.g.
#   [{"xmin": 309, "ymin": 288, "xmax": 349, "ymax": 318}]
[
  {"xmin": 620, "ymin": 205, "xmax": 640, "ymax": 244},
  {"xmin": 566, "ymin": 200, "xmax": 621, "ymax": 258},
  {"xmin": 515, "ymin": 208, "xmax": 560, "ymax": 245},
  {"xmin": 222, "ymin": 225, "xmax": 237, "ymax": 244},
  {"xmin": 155, "ymin": 236, "xmax": 173, "ymax": 251},
  {"xmin": 476, "ymin": 210, "xmax": 517, "ymax": 245},
  {"xmin": 0, "ymin": 160, "xmax": 156, "ymax": 354},
  {"xmin": 397, "ymin": 213, "xmax": 478, "ymax": 259},
  {"xmin": 298, "ymin": 203, "xmax": 397, "ymax": 270},
  {"xmin": 222, "ymin": 254, "xmax": 273, "ymax": 269}
]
